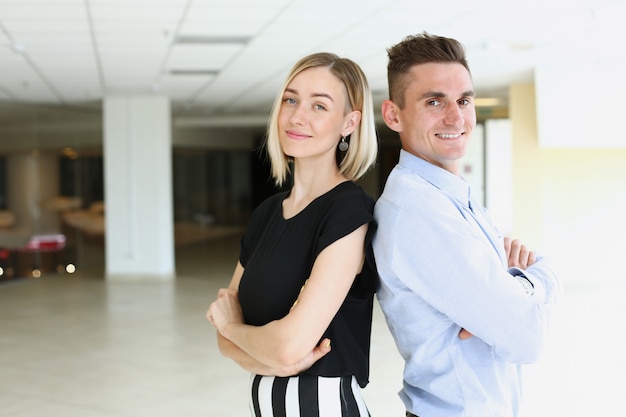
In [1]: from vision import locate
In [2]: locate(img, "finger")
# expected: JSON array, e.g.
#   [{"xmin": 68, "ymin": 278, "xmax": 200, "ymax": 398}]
[
  {"xmin": 206, "ymin": 305, "xmax": 215, "ymax": 324},
  {"xmin": 458, "ymin": 328, "xmax": 473, "ymax": 340},
  {"xmin": 312, "ymin": 339, "xmax": 332, "ymax": 360},
  {"xmin": 519, "ymin": 245, "xmax": 530, "ymax": 269},
  {"xmin": 320, "ymin": 338, "xmax": 331, "ymax": 352},
  {"xmin": 503, "ymin": 236, "xmax": 512, "ymax": 256},
  {"xmin": 528, "ymin": 250, "xmax": 536, "ymax": 266},
  {"xmin": 508, "ymin": 239, "xmax": 522, "ymax": 268}
]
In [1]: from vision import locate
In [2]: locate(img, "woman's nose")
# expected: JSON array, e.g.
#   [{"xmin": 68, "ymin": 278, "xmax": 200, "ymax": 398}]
[{"xmin": 289, "ymin": 105, "xmax": 307, "ymax": 125}]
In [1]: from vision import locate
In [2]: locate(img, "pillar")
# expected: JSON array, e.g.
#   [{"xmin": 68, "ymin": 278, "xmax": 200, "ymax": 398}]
[{"xmin": 103, "ymin": 96, "xmax": 174, "ymax": 280}]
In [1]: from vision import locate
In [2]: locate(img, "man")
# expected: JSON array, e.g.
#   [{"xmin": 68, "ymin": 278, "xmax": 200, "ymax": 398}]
[{"xmin": 373, "ymin": 32, "xmax": 560, "ymax": 417}]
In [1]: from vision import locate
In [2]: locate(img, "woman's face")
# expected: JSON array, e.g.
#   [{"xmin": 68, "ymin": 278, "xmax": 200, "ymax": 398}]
[{"xmin": 278, "ymin": 66, "xmax": 357, "ymax": 163}]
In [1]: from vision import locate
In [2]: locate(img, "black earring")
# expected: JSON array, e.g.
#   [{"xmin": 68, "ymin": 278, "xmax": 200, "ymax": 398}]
[{"xmin": 338, "ymin": 136, "xmax": 349, "ymax": 152}]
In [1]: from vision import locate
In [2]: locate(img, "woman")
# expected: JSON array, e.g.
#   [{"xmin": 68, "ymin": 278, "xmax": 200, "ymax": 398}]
[{"xmin": 207, "ymin": 52, "xmax": 378, "ymax": 416}]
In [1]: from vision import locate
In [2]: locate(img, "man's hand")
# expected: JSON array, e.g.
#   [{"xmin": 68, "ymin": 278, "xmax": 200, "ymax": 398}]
[
  {"xmin": 459, "ymin": 328, "xmax": 473, "ymax": 340},
  {"xmin": 458, "ymin": 237, "xmax": 537, "ymax": 341},
  {"xmin": 504, "ymin": 237, "xmax": 536, "ymax": 269}
]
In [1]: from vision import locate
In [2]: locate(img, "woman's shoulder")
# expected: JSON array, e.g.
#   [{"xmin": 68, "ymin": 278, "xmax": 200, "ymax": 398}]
[
  {"xmin": 254, "ymin": 190, "xmax": 288, "ymax": 211},
  {"xmin": 310, "ymin": 181, "xmax": 375, "ymax": 226},
  {"xmin": 326, "ymin": 181, "xmax": 375, "ymax": 212},
  {"xmin": 247, "ymin": 190, "xmax": 288, "ymax": 225}
]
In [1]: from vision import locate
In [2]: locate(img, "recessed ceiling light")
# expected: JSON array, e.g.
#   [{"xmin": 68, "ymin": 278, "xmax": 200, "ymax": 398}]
[
  {"xmin": 174, "ymin": 35, "xmax": 251, "ymax": 45},
  {"xmin": 169, "ymin": 69, "xmax": 219, "ymax": 76},
  {"xmin": 10, "ymin": 43, "xmax": 26, "ymax": 54}
]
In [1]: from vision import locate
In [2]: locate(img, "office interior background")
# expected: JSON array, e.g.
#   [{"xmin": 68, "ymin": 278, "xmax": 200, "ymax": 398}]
[{"xmin": 1, "ymin": 0, "xmax": 625, "ymax": 416}]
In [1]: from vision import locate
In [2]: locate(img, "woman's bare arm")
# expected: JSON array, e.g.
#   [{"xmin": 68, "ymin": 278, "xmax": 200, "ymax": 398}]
[
  {"xmin": 208, "ymin": 261, "xmax": 333, "ymax": 374},
  {"xmin": 208, "ymin": 224, "xmax": 368, "ymax": 368}
]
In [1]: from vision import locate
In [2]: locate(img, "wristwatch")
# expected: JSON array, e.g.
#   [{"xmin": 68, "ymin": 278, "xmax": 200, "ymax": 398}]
[{"xmin": 514, "ymin": 275, "xmax": 534, "ymax": 295}]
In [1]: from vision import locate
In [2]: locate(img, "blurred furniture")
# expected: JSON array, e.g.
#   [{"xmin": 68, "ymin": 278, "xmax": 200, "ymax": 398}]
[
  {"xmin": 0, "ymin": 207, "xmax": 71, "ymax": 280},
  {"xmin": 0, "ymin": 210, "xmax": 16, "ymax": 229},
  {"xmin": 62, "ymin": 201, "xmax": 105, "ymax": 236},
  {"xmin": 0, "ymin": 233, "xmax": 67, "ymax": 280}
]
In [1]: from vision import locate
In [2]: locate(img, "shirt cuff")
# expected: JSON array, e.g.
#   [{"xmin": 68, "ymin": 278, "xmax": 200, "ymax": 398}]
[{"xmin": 508, "ymin": 267, "xmax": 535, "ymax": 295}]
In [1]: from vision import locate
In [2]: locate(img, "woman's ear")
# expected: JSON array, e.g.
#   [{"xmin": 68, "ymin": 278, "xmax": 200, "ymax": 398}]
[
  {"xmin": 381, "ymin": 100, "xmax": 402, "ymax": 133},
  {"xmin": 342, "ymin": 110, "xmax": 362, "ymax": 137}
]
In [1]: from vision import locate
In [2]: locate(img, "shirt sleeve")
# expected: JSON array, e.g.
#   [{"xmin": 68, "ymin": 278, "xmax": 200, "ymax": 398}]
[
  {"xmin": 314, "ymin": 186, "xmax": 374, "ymax": 259},
  {"xmin": 378, "ymin": 182, "xmax": 560, "ymax": 363}
]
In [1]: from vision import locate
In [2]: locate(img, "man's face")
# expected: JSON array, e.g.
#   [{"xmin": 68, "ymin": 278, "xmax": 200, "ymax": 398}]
[{"xmin": 383, "ymin": 62, "xmax": 476, "ymax": 175}]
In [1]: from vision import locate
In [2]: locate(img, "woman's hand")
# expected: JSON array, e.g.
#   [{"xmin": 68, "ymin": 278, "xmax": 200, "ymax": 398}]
[
  {"xmin": 210, "ymin": 289, "xmax": 331, "ymax": 377},
  {"xmin": 272, "ymin": 338, "xmax": 332, "ymax": 377},
  {"xmin": 207, "ymin": 288, "xmax": 244, "ymax": 334}
]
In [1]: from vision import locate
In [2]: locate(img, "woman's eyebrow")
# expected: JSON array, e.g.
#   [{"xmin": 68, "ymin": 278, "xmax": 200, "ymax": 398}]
[{"xmin": 285, "ymin": 87, "xmax": 334, "ymax": 102}]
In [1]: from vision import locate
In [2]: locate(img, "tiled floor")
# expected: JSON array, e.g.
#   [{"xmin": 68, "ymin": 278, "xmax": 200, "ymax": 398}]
[{"xmin": 0, "ymin": 235, "xmax": 623, "ymax": 416}]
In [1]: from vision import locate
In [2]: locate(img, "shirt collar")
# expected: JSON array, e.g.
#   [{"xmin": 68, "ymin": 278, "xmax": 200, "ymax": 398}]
[{"xmin": 398, "ymin": 149, "xmax": 472, "ymax": 209}]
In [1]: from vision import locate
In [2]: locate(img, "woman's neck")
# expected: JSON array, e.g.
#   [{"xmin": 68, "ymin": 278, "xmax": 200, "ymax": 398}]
[{"xmin": 282, "ymin": 162, "xmax": 347, "ymax": 219}]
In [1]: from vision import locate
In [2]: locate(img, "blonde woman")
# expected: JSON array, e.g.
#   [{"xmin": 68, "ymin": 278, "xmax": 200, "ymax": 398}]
[{"xmin": 208, "ymin": 52, "xmax": 378, "ymax": 416}]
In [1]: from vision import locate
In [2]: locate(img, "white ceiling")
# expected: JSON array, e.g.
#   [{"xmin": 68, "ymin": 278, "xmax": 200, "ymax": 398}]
[{"xmin": 1, "ymin": 0, "xmax": 625, "ymax": 126}]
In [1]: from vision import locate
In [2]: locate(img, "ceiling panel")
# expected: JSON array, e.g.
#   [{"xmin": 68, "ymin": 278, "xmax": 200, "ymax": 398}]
[
  {"xmin": 0, "ymin": 4, "xmax": 86, "ymax": 20},
  {"xmin": 0, "ymin": 0, "xmax": 624, "ymax": 124},
  {"xmin": 159, "ymin": 73, "xmax": 215, "ymax": 101},
  {"xmin": 167, "ymin": 43, "xmax": 242, "ymax": 71}
]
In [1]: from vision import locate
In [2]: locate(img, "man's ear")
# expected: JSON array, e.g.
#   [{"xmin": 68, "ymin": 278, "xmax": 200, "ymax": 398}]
[{"xmin": 381, "ymin": 100, "xmax": 402, "ymax": 133}]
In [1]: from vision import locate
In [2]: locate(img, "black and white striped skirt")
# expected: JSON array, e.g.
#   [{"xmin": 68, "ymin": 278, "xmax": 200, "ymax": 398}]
[{"xmin": 249, "ymin": 373, "xmax": 370, "ymax": 417}]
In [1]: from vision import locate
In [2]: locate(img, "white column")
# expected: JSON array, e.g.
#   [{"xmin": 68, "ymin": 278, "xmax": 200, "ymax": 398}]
[
  {"xmin": 103, "ymin": 96, "xmax": 175, "ymax": 281},
  {"xmin": 485, "ymin": 119, "xmax": 513, "ymax": 235}
]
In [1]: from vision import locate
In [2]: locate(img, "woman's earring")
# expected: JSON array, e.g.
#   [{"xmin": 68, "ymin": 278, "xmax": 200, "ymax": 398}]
[{"xmin": 338, "ymin": 136, "xmax": 349, "ymax": 152}]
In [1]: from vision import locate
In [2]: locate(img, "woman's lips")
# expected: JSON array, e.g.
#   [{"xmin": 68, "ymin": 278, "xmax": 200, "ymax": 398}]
[{"xmin": 286, "ymin": 130, "xmax": 310, "ymax": 140}]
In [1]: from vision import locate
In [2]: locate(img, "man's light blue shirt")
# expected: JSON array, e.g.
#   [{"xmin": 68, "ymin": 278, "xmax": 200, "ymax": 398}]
[{"xmin": 373, "ymin": 150, "xmax": 560, "ymax": 417}]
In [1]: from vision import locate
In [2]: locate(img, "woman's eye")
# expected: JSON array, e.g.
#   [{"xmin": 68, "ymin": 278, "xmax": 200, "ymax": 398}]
[
  {"xmin": 284, "ymin": 97, "xmax": 296, "ymax": 105},
  {"xmin": 314, "ymin": 103, "xmax": 327, "ymax": 111}
]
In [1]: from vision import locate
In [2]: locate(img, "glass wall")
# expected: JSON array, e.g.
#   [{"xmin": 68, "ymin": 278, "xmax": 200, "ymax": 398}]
[
  {"xmin": 0, "ymin": 101, "xmax": 266, "ymax": 281},
  {"xmin": 173, "ymin": 149, "xmax": 251, "ymax": 227},
  {"xmin": 170, "ymin": 148, "xmax": 256, "ymax": 252},
  {"xmin": 0, "ymin": 102, "xmax": 102, "ymax": 280}
]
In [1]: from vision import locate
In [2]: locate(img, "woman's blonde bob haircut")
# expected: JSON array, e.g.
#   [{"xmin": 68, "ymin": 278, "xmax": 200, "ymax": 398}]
[{"xmin": 265, "ymin": 52, "xmax": 378, "ymax": 186}]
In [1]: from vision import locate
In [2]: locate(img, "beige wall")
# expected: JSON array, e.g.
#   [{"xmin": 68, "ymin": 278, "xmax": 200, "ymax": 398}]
[
  {"xmin": 510, "ymin": 84, "xmax": 626, "ymax": 285},
  {"xmin": 509, "ymin": 84, "xmax": 544, "ymax": 247}
]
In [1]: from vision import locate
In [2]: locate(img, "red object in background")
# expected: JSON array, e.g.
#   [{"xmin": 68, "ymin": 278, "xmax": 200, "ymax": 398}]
[{"xmin": 22, "ymin": 234, "xmax": 66, "ymax": 252}]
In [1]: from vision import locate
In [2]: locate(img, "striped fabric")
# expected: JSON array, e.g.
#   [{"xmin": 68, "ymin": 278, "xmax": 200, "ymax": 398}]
[{"xmin": 249, "ymin": 374, "xmax": 370, "ymax": 417}]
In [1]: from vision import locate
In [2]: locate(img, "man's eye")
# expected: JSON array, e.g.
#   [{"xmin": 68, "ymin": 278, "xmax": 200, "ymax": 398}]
[
  {"xmin": 459, "ymin": 99, "xmax": 471, "ymax": 106},
  {"xmin": 427, "ymin": 99, "xmax": 441, "ymax": 106}
]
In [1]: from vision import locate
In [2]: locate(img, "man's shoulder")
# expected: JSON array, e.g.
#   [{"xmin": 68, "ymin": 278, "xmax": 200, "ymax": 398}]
[{"xmin": 378, "ymin": 166, "xmax": 447, "ymax": 209}]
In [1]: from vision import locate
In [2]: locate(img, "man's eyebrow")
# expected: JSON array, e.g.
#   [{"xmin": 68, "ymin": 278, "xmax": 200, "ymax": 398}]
[
  {"xmin": 419, "ymin": 90, "xmax": 475, "ymax": 99},
  {"xmin": 419, "ymin": 91, "xmax": 445, "ymax": 100}
]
